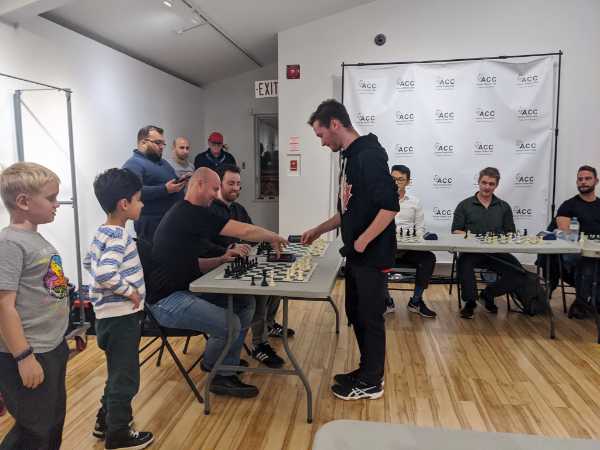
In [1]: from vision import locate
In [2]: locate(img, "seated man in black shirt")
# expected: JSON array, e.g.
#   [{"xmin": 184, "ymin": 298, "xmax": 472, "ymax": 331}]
[
  {"xmin": 210, "ymin": 165, "xmax": 290, "ymax": 369},
  {"xmin": 149, "ymin": 168, "xmax": 287, "ymax": 398},
  {"xmin": 555, "ymin": 165, "xmax": 600, "ymax": 318},
  {"xmin": 452, "ymin": 167, "xmax": 527, "ymax": 319}
]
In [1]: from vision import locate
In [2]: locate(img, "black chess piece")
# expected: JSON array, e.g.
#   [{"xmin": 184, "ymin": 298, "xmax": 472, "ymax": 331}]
[
  {"xmin": 250, "ymin": 276, "xmax": 256, "ymax": 286},
  {"xmin": 413, "ymin": 225, "xmax": 417, "ymax": 236},
  {"xmin": 523, "ymin": 228, "xmax": 528, "ymax": 236},
  {"xmin": 399, "ymin": 228, "xmax": 403, "ymax": 237},
  {"xmin": 261, "ymin": 268, "xmax": 268, "ymax": 287}
]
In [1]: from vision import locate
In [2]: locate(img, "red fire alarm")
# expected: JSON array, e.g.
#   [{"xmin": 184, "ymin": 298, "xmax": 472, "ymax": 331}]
[
  {"xmin": 289, "ymin": 159, "xmax": 298, "ymax": 171},
  {"xmin": 287, "ymin": 65, "xmax": 300, "ymax": 79}
]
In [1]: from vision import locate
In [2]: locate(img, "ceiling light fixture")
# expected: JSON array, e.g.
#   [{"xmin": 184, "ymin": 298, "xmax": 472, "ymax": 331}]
[{"xmin": 163, "ymin": 1, "xmax": 173, "ymax": 7}]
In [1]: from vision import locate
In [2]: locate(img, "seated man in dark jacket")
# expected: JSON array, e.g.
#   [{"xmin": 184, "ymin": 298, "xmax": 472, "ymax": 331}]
[{"xmin": 452, "ymin": 167, "xmax": 528, "ymax": 319}]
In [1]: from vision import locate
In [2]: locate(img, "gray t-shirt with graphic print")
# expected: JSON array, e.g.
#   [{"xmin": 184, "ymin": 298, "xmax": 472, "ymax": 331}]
[{"xmin": 0, "ymin": 227, "xmax": 69, "ymax": 353}]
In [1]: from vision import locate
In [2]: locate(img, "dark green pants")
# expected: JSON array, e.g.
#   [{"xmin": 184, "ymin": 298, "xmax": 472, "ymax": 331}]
[{"xmin": 96, "ymin": 311, "xmax": 142, "ymax": 433}]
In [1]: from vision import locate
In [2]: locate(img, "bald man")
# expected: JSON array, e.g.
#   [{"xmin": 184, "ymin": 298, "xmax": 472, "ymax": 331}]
[
  {"xmin": 167, "ymin": 137, "xmax": 195, "ymax": 179},
  {"xmin": 148, "ymin": 168, "xmax": 287, "ymax": 398}
]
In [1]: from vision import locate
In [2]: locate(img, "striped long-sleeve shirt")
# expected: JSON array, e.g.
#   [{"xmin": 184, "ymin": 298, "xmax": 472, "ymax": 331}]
[{"xmin": 83, "ymin": 225, "xmax": 145, "ymax": 319}]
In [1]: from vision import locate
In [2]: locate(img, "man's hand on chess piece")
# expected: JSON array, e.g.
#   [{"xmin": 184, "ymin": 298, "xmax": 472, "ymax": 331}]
[
  {"xmin": 268, "ymin": 235, "xmax": 288, "ymax": 258},
  {"xmin": 301, "ymin": 227, "xmax": 321, "ymax": 245}
]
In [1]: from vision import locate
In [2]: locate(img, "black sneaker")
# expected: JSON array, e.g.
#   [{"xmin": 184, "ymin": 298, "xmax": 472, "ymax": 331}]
[
  {"xmin": 209, "ymin": 375, "xmax": 259, "ymax": 398},
  {"xmin": 331, "ymin": 378, "xmax": 384, "ymax": 400},
  {"xmin": 384, "ymin": 296, "xmax": 395, "ymax": 315},
  {"xmin": 200, "ymin": 358, "xmax": 248, "ymax": 374},
  {"xmin": 104, "ymin": 427, "xmax": 153, "ymax": 450},
  {"xmin": 93, "ymin": 408, "xmax": 133, "ymax": 440},
  {"xmin": 460, "ymin": 302, "xmax": 477, "ymax": 319},
  {"xmin": 250, "ymin": 342, "xmax": 284, "ymax": 368},
  {"xmin": 407, "ymin": 297, "xmax": 437, "ymax": 319},
  {"xmin": 479, "ymin": 289, "xmax": 498, "ymax": 314},
  {"xmin": 333, "ymin": 368, "xmax": 384, "ymax": 387},
  {"xmin": 268, "ymin": 322, "xmax": 295, "ymax": 338}
]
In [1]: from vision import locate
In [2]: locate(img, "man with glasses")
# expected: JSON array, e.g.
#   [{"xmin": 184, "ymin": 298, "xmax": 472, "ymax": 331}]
[
  {"xmin": 167, "ymin": 137, "xmax": 195, "ymax": 179},
  {"xmin": 385, "ymin": 165, "xmax": 437, "ymax": 318},
  {"xmin": 123, "ymin": 125, "xmax": 186, "ymax": 240}
]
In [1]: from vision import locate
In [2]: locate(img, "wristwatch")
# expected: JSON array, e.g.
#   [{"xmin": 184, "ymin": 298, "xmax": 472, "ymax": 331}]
[{"xmin": 14, "ymin": 346, "xmax": 33, "ymax": 363}]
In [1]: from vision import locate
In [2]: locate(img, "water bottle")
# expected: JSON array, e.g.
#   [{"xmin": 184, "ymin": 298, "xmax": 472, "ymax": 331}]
[{"xmin": 569, "ymin": 217, "xmax": 580, "ymax": 242}]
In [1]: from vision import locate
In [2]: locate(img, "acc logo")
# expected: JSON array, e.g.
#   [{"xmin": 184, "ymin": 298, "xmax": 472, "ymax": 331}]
[
  {"xmin": 355, "ymin": 112, "xmax": 376, "ymax": 125},
  {"xmin": 432, "ymin": 207, "xmax": 454, "ymax": 219},
  {"xmin": 474, "ymin": 141, "xmax": 494, "ymax": 154},
  {"xmin": 476, "ymin": 73, "xmax": 497, "ymax": 87},
  {"xmin": 435, "ymin": 109, "xmax": 455, "ymax": 122},
  {"xmin": 434, "ymin": 142, "xmax": 454, "ymax": 155},
  {"xmin": 396, "ymin": 78, "xmax": 416, "ymax": 90},
  {"xmin": 514, "ymin": 173, "xmax": 535, "ymax": 185},
  {"xmin": 432, "ymin": 174, "xmax": 454, "ymax": 187},
  {"xmin": 517, "ymin": 73, "xmax": 539, "ymax": 85},
  {"xmin": 395, "ymin": 111, "xmax": 416, "ymax": 124},
  {"xmin": 518, "ymin": 107, "xmax": 539, "ymax": 120},
  {"xmin": 435, "ymin": 76, "xmax": 456, "ymax": 90},
  {"xmin": 475, "ymin": 108, "xmax": 496, "ymax": 121},
  {"xmin": 394, "ymin": 144, "xmax": 415, "ymax": 155},
  {"xmin": 516, "ymin": 140, "xmax": 537, "ymax": 152},
  {"xmin": 513, "ymin": 206, "xmax": 534, "ymax": 218},
  {"xmin": 358, "ymin": 79, "xmax": 377, "ymax": 92}
]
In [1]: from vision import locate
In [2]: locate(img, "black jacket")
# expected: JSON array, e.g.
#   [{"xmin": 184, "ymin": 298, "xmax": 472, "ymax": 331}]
[
  {"xmin": 194, "ymin": 149, "xmax": 237, "ymax": 172},
  {"xmin": 338, "ymin": 133, "xmax": 399, "ymax": 268},
  {"xmin": 209, "ymin": 199, "xmax": 253, "ymax": 250}
]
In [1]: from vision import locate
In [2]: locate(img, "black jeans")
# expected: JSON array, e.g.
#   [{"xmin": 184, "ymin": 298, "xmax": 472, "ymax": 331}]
[
  {"xmin": 96, "ymin": 312, "xmax": 142, "ymax": 434},
  {"xmin": 345, "ymin": 262, "xmax": 387, "ymax": 384},
  {"xmin": 251, "ymin": 296, "xmax": 281, "ymax": 346},
  {"xmin": 0, "ymin": 340, "xmax": 69, "ymax": 450},
  {"xmin": 562, "ymin": 254, "xmax": 600, "ymax": 304},
  {"xmin": 395, "ymin": 250, "xmax": 436, "ymax": 288},
  {"xmin": 458, "ymin": 253, "xmax": 527, "ymax": 304}
]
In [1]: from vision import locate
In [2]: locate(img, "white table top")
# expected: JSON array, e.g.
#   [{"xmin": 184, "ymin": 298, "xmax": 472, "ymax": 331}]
[
  {"xmin": 189, "ymin": 238, "xmax": 343, "ymax": 299},
  {"xmin": 312, "ymin": 420, "xmax": 600, "ymax": 450},
  {"xmin": 397, "ymin": 234, "xmax": 582, "ymax": 255}
]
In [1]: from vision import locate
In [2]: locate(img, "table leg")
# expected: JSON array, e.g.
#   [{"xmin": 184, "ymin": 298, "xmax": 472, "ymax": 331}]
[
  {"xmin": 281, "ymin": 297, "xmax": 313, "ymax": 423},
  {"xmin": 326, "ymin": 296, "xmax": 340, "ymax": 334},
  {"xmin": 592, "ymin": 260, "xmax": 600, "ymax": 344},
  {"xmin": 204, "ymin": 294, "xmax": 235, "ymax": 415}
]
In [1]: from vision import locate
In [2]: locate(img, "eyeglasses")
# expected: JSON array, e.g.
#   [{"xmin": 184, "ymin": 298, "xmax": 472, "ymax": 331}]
[
  {"xmin": 393, "ymin": 177, "xmax": 408, "ymax": 183},
  {"xmin": 145, "ymin": 139, "xmax": 166, "ymax": 146},
  {"xmin": 178, "ymin": 146, "xmax": 190, "ymax": 149}
]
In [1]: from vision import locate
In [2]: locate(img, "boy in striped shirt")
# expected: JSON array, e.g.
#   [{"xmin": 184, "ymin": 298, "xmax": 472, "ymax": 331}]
[{"xmin": 83, "ymin": 168, "xmax": 153, "ymax": 450}]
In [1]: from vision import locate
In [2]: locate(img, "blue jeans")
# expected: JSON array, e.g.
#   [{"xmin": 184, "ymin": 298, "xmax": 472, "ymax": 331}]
[{"xmin": 148, "ymin": 291, "xmax": 255, "ymax": 376}]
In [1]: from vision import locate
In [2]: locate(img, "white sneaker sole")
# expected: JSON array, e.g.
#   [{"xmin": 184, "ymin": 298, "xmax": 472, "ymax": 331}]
[
  {"xmin": 105, "ymin": 435, "xmax": 154, "ymax": 450},
  {"xmin": 332, "ymin": 389, "xmax": 384, "ymax": 401}
]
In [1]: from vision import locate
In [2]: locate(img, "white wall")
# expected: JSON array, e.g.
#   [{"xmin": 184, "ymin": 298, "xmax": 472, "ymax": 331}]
[
  {"xmin": 0, "ymin": 16, "xmax": 205, "ymax": 283},
  {"xmin": 278, "ymin": 0, "xmax": 600, "ymax": 237},
  {"xmin": 202, "ymin": 64, "xmax": 279, "ymax": 231}
]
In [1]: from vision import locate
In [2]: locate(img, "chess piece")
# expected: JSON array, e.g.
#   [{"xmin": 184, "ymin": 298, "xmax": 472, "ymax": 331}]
[
  {"xmin": 250, "ymin": 276, "xmax": 256, "ymax": 286},
  {"xmin": 261, "ymin": 269, "xmax": 268, "ymax": 287}
]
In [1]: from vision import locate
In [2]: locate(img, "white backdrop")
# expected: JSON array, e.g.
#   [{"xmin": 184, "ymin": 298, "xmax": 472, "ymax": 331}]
[{"xmin": 343, "ymin": 56, "xmax": 558, "ymax": 243}]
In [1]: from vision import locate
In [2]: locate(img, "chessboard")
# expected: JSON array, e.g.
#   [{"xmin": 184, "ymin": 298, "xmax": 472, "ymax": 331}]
[
  {"xmin": 216, "ymin": 255, "xmax": 318, "ymax": 284},
  {"xmin": 257, "ymin": 237, "xmax": 330, "ymax": 258},
  {"xmin": 468, "ymin": 231, "xmax": 543, "ymax": 245}
]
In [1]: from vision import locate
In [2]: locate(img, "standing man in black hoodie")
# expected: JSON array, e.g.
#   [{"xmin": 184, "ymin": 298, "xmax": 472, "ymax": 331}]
[{"xmin": 302, "ymin": 99, "xmax": 399, "ymax": 400}]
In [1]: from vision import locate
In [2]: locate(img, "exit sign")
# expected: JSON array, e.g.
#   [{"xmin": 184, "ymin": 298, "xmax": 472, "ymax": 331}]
[{"xmin": 255, "ymin": 79, "xmax": 278, "ymax": 98}]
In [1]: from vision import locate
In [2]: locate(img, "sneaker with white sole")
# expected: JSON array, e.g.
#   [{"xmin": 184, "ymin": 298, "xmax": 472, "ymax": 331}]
[
  {"xmin": 333, "ymin": 368, "xmax": 384, "ymax": 387},
  {"xmin": 331, "ymin": 379, "xmax": 384, "ymax": 400},
  {"xmin": 104, "ymin": 427, "xmax": 153, "ymax": 450},
  {"xmin": 250, "ymin": 342, "xmax": 284, "ymax": 368},
  {"xmin": 384, "ymin": 296, "xmax": 396, "ymax": 315},
  {"xmin": 407, "ymin": 297, "xmax": 437, "ymax": 319}
]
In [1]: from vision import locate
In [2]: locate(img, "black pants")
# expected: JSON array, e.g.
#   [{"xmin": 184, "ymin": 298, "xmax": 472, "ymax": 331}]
[
  {"xmin": 345, "ymin": 262, "xmax": 387, "ymax": 384},
  {"xmin": 458, "ymin": 253, "xmax": 527, "ymax": 304},
  {"xmin": 96, "ymin": 312, "xmax": 142, "ymax": 434},
  {"xmin": 395, "ymin": 250, "xmax": 436, "ymax": 288},
  {"xmin": 0, "ymin": 340, "xmax": 69, "ymax": 450}
]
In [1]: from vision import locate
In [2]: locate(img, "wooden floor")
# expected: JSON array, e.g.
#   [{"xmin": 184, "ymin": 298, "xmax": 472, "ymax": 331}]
[{"xmin": 2, "ymin": 281, "xmax": 600, "ymax": 449}]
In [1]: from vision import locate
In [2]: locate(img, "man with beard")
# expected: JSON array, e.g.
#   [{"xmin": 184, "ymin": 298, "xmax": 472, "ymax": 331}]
[
  {"xmin": 302, "ymin": 99, "xmax": 399, "ymax": 400},
  {"xmin": 210, "ymin": 165, "xmax": 291, "ymax": 369},
  {"xmin": 194, "ymin": 132, "xmax": 237, "ymax": 172},
  {"xmin": 167, "ymin": 136, "xmax": 195, "ymax": 179},
  {"xmin": 123, "ymin": 125, "xmax": 186, "ymax": 240},
  {"xmin": 556, "ymin": 165, "xmax": 600, "ymax": 318},
  {"xmin": 452, "ymin": 167, "xmax": 528, "ymax": 319}
]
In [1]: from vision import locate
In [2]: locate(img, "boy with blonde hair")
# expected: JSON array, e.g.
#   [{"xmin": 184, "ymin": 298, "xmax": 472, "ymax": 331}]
[
  {"xmin": 0, "ymin": 162, "xmax": 70, "ymax": 449},
  {"xmin": 83, "ymin": 168, "xmax": 153, "ymax": 450}
]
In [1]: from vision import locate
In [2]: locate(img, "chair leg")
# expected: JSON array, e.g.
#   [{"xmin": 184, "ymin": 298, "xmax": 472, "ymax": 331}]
[
  {"xmin": 449, "ymin": 253, "xmax": 456, "ymax": 295},
  {"xmin": 160, "ymin": 337, "xmax": 204, "ymax": 404},
  {"xmin": 558, "ymin": 256, "xmax": 568, "ymax": 314},
  {"xmin": 506, "ymin": 293, "xmax": 511, "ymax": 312},
  {"xmin": 183, "ymin": 336, "xmax": 192, "ymax": 354},
  {"xmin": 156, "ymin": 341, "xmax": 165, "ymax": 367}
]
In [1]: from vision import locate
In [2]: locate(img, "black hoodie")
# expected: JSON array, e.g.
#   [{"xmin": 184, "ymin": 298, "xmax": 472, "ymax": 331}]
[{"xmin": 338, "ymin": 133, "xmax": 399, "ymax": 269}]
